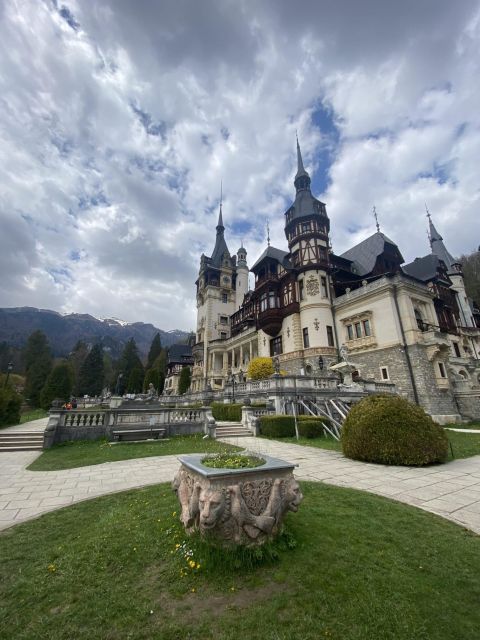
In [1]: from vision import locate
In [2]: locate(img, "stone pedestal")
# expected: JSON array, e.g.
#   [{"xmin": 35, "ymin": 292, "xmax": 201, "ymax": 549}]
[{"xmin": 172, "ymin": 454, "xmax": 303, "ymax": 546}]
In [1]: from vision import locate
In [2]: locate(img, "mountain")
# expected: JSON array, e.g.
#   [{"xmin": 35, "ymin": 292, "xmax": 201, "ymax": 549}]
[{"xmin": 0, "ymin": 307, "xmax": 190, "ymax": 360}]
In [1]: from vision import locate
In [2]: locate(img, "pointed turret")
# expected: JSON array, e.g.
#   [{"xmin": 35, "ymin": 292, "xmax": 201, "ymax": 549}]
[
  {"xmin": 211, "ymin": 197, "xmax": 230, "ymax": 267},
  {"xmin": 294, "ymin": 137, "xmax": 311, "ymax": 192},
  {"xmin": 428, "ymin": 214, "xmax": 460, "ymax": 274}
]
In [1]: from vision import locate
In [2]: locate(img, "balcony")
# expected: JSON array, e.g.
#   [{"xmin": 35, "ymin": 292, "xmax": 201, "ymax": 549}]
[
  {"xmin": 258, "ymin": 307, "xmax": 283, "ymax": 337},
  {"xmin": 345, "ymin": 336, "xmax": 377, "ymax": 351}
]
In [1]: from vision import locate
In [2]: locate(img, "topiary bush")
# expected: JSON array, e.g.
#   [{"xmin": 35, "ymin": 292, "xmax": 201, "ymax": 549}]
[
  {"xmin": 0, "ymin": 387, "xmax": 22, "ymax": 428},
  {"xmin": 211, "ymin": 403, "xmax": 242, "ymax": 422},
  {"xmin": 259, "ymin": 415, "xmax": 328, "ymax": 438},
  {"xmin": 341, "ymin": 395, "xmax": 449, "ymax": 466}
]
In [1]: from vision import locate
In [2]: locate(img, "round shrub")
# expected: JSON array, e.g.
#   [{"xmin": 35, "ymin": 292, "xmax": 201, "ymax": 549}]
[
  {"xmin": 341, "ymin": 395, "xmax": 448, "ymax": 466},
  {"xmin": 247, "ymin": 357, "xmax": 274, "ymax": 380}
]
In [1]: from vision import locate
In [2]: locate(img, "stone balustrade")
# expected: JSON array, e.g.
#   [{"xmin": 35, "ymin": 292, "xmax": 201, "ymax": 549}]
[{"xmin": 44, "ymin": 406, "xmax": 215, "ymax": 448}]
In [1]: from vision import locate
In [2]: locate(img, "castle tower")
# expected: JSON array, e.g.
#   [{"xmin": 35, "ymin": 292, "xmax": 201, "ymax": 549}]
[
  {"xmin": 429, "ymin": 214, "xmax": 475, "ymax": 328},
  {"xmin": 192, "ymin": 201, "xmax": 238, "ymax": 391},
  {"xmin": 283, "ymin": 139, "xmax": 335, "ymax": 351},
  {"xmin": 235, "ymin": 243, "xmax": 249, "ymax": 309}
]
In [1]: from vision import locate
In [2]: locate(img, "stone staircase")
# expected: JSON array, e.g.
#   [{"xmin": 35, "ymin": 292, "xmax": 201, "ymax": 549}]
[
  {"xmin": 215, "ymin": 421, "xmax": 253, "ymax": 438},
  {"xmin": 0, "ymin": 431, "xmax": 44, "ymax": 452}
]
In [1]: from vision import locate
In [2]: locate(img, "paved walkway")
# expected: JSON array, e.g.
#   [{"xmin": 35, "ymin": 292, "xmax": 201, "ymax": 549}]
[{"xmin": 1, "ymin": 424, "xmax": 480, "ymax": 534}]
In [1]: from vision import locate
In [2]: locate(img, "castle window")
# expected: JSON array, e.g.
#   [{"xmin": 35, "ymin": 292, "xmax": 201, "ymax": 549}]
[
  {"xmin": 354, "ymin": 322, "xmax": 362, "ymax": 338},
  {"xmin": 270, "ymin": 335, "xmax": 283, "ymax": 356},
  {"xmin": 220, "ymin": 332, "xmax": 227, "ymax": 340},
  {"xmin": 301, "ymin": 221, "xmax": 311, "ymax": 233},
  {"xmin": 362, "ymin": 319, "xmax": 371, "ymax": 336},
  {"xmin": 222, "ymin": 293, "xmax": 228, "ymax": 303},
  {"xmin": 260, "ymin": 292, "xmax": 268, "ymax": 312},
  {"xmin": 303, "ymin": 328, "xmax": 310, "ymax": 348},
  {"xmin": 438, "ymin": 362, "xmax": 447, "ymax": 378},
  {"xmin": 219, "ymin": 316, "xmax": 228, "ymax": 325},
  {"xmin": 321, "ymin": 276, "xmax": 328, "ymax": 298},
  {"xmin": 268, "ymin": 290, "xmax": 278, "ymax": 309},
  {"xmin": 380, "ymin": 366, "xmax": 389, "ymax": 381},
  {"xmin": 414, "ymin": 308, "xmax": 426, "ymax": 331},
  {"xmin": 453, "ymin": 343, "xmax": 461, "ymax": 358},
  {"xmin": 326, "ymin": 325, "xmax": 334, "ymax": 347},
  {"xmin": 299, "ymin": 279, "xmax": 304, "ymax": 301},
  {"xmin": 347, "ymin": 324, "xmax": 354, "ymax": 340}
]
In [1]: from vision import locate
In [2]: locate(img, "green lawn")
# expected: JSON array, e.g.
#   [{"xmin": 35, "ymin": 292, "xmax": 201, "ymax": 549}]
[
  {"xmin": 19, "ymin": 408, "xmax": 49, "ymax": 423},
  {"xmin": 447, "ymin": 431, "xmax": 480, "ymax": 460},
  {"xmin": 261, "ymin": 431, "xmax": 480, "ymax": 461},
  {"xmin": 28, "ymin": 435, "xmax": 241, "ymax": 471},
  {"xmin": 445, "ymin": 421, "xmax": 480, "ymax": 430},
  {"xmin": 260, "ymin": 434, "xmax": 343, "ymax": 452},
  {"xmin": 0, "ymin": 482, "xmax": 478, "ymax": 640}
]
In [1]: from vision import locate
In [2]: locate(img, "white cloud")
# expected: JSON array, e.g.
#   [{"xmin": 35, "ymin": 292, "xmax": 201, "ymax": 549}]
[{"xmin": 1, "ymin": 0, "xmax": 479, "ymax": 331}]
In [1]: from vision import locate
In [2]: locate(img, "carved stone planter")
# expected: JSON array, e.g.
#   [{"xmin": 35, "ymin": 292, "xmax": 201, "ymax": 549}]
[{"xmin": 172, "ymin": 454, "xmax": 303, "ymax": 547}]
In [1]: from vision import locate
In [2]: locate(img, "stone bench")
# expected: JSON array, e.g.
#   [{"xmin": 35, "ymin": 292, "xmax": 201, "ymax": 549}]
[{"xmin": 111, "ymin": 427, "xmax": 166, "ymax": 442}]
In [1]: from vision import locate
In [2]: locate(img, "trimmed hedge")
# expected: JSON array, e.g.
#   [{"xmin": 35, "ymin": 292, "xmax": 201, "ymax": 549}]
[
  {"xmin": 211, "ymin": 403, "xmax": 242, "ymax": 422},
  {"xmin": 0, "ymin": 387, "xmax": 22, "ymax": 428},
  {"xmin": 259, "ymin": 414, "xmax": 328, "ymax": 439},
  {"xmin": 341, "ymin": 395, "xmax": 449, "ymax": 466}
]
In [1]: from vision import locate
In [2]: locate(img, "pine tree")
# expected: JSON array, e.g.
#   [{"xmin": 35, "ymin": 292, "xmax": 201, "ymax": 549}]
[
  {"xmin": 40, "ymin": 362, "xmax": 73, "ymax": 409},
  {"xmin": 24, "ymin": 331, "xmax": 53, "ymax": 407},
  {"xmin": 178, "ymin": 366, "xmax": 192, "ymax": 394},
  {"xmin": 116, "ymin": 338, "xmax": 144, "ymax": 394},
  {"xmin": 68, "ymin": 340, "xmax": 89, "ymax": 395},
  {"xmin": 459, "ymin": 250, "xmax": 480, "ymax": 305},
  {"xmin": 143, "ymin": 367, "xmax": 164, "ymax": 394},
  {"xmin": 77, "ymin": 344, "xmax": 105, "ymax": 397},
  {"xmin": 147, "ymin": 333, "xmax": 163, "ymax": 368},
  {"xmin": 127, "ymin": 366, "xmax": 144, "ymax": 393}
]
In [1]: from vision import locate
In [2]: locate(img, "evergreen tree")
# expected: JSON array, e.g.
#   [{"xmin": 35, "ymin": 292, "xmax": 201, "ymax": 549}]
[
  {"xmin": 127, "ymin": 366, "xmax": 144, "ymax": 393},
  {"xmin": 143, "ymin": 367, "xmax": 165, "ymax": 394},
  {"xmin": 147, "ymin": 333, "xmax": 163, "ymax": 368},
  {"xmin": 116, "ymin": 338, "xmax": 144, "ymax": 394},
  {"xmin": 459, "ymin": 250, "xmax": 480, "ymax": 305},
  {"xmin": 40, "ymin": 362, "xmax": 73, "ymax": 409},
  {"xmin": 23, "ymin": 330, "xmax": 53, "ymax": 407},
  {"xmin": 68, "ymin": 340, "xmax": 89, "ymax": 395},
  {"xmin": 77, "ymin": 344, "xmax": 105, "ymax": 397},
  {"xmin": 178, "ymin": 366, "xmax": 192, "ymax": 394}
]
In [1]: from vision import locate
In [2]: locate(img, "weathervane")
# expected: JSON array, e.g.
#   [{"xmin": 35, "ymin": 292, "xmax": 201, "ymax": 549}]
[
  {"xmin": 373, "ymin": 205, "xmax": 380, "ymax": 233},
  {"xmin": 266, "ymin": 219, "xmax": 270, "ymax": 247}
]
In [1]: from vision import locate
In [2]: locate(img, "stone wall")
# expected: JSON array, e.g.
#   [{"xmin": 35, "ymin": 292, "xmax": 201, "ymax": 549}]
[
  {"xmin": 348, "ymin": 344, "xmax": 460, "ymax": 420},
  {"xmin": 454, "ymin": 392, "xmax": 480, "ymax": 420}
]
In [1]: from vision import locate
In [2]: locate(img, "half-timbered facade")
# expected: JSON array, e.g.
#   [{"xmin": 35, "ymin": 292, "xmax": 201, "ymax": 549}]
[{"xmin": 189, "ymin": 140, "xmax": 480, "ymax": 421}]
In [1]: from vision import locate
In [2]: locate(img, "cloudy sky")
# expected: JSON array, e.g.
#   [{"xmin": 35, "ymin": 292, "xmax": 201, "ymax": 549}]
[{"xmin": 1, "ymin": 0, "xmax": 479, "ymax": 331}]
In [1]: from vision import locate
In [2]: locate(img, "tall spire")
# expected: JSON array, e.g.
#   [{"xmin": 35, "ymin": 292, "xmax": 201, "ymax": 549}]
[
  {"xmin": 294, "ymin": 134, "xmax": 311, "ymax": 192},
  {"xmin": 373, "ymin": 205, "xmax": 380, "ymax": 233},
  {"xmin": 216, "ymin": 181, "xmax": 224, "ymax": 230}
]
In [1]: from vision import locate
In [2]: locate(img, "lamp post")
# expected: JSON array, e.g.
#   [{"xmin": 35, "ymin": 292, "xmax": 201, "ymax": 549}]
[{"xmin": 3, "ymin": 362, "xmax": 13, "ymax": 389}]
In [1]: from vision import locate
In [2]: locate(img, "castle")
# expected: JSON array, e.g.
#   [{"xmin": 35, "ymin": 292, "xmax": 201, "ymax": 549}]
[{"xmin": 184, "ymin": 141, "xmax": 480, "ymax": 422}]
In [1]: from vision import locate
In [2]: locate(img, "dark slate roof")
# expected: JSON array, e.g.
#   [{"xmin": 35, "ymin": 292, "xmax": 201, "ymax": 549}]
[
  {"xmin": 340, "ymin": 232, "xmax": 402, "ymax": 276},
  {"xmin": 429, "ymin": 219, "xmax": 458, "ymax": 273},
  {"xmin": 402, "ymin": 254, "xmax": 442, "ymax": 281},
  {"xmin": 167, "ymin": 344, "xmax": 193, "ymax": 364},
  {"xmin": 251, "ymin": 246, "xmax": 292, "ymax": 271},
  {"xmin": 210, "ymin": 230, "xmax": 230, "ymax": 267},
  {"xmin": 288, "ymin": 189, "xmax": 326, "ymax": 222}
]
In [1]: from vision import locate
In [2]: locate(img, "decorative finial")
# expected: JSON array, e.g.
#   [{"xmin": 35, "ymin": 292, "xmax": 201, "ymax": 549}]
[
  {"xmin": 425, "ymin": 202, "xmax": 431, "ymax": 221},
  {"xmin": 216, "ymin": 180, "xmax": 224, "ymax": 229},
  {"xmin": 373, "ymin": 205, "xmax": 380, "ymax": 233},
  {"xmin": 266, "ymin": 219, "xmax": 270, "ymax": 247}
]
